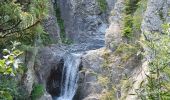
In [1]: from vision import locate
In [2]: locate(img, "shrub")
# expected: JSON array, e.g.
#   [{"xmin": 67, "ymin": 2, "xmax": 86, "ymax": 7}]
[
  {"xmin": 124, "ymin": 0, "xmax": 141, "ymax": 15},
  {"xmin": 123, "ymin": 0, "xmax": 142, "ymax": 39},
  {"xmin": 0, "ymin": 41, "xmax": 29, "ymax": 100},
  {"xmin": 122, "ymin": 14, "xmax": 133, "ymax": 38},
  {"xmin": 136, "ymin": 24, "xmax": 170, "ymax": 99},
  {"xmin": 31, "ymin": 84, "xmax": 45, "ymax": 100},
  {"xmin": 115, "ymin": 43, "xmax": 139, "ymax": 62},
  {"xmin": 122, "ymin": 26, "xmax": 133, "ymax": 38}
]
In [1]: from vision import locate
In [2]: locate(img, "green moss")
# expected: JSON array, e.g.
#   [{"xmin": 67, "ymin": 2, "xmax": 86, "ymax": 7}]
[
  {"xmin": 97, "ymin": 0, "xmax": 107, "ymax": 12},
  {"xmin": 31, "ymin": 84, "xmax": 45, "ymax": 100}
]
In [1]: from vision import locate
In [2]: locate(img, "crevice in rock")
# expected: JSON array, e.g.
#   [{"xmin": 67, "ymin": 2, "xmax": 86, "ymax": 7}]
[{"xmin": 46, "ymin": 59, "xmax": 64, "ymax": 97}]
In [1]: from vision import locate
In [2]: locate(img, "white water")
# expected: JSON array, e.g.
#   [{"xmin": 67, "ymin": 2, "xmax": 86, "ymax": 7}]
[{"xmin": 55, "ymin": 53, "xmax": 82, "ymax": 100}]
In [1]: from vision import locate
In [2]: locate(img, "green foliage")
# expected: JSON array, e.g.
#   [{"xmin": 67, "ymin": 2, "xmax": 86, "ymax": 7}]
[
  {"xmin": 33, "ymin": 24, "xmax": 52, "ymax": 46},
  {"xmin": 122, "ymin": 15, "xmax": 133, "ymax": 38},
  {"xmin": 0, "ymin": 41, "xmax": 23, "ymax": 75},
  {"xmin": 158, "ymin": 9, "xmax": 164, "ymax": 21},
  {"xmin": 122, "ymin": 0, "xmax": 142, "ymax": 39},
  {"xmin": 0, "ymin": 0, "xmax": 49, "ymax": 47},
  {"xmin": 97, "ymin": 0, "xmax": 107, "ymax": 12},
  {"xmin": 98, "ymin": 75, "xmax": 116, "ymax": 100},
  {"xmin": 133, "ymin": 0, "xmax": 147, "ymax": 32},
  {"xmin": 31, "ymin": 84, "xmax": 45, "ymax": 100},
  {"xmin": 122, "ymin": 26, "xmax": 133, "ymax": 38},
  {"xmin": 115, "ymin": 43, "xmax": 139, "ymax": 62},
  {"xmin": 124, "ymin": 0, "xmax": 141, "ymax": 15},
  {"xmin": 0, "ymin": 78, "xmax": 29, "ymax": 100},
  {"xmin": 0, "ymin": 41, "xmax": 28, "ymax": 100},
  {"xmin": 100, "ymin": 88, "xmax": 116, "ymax": 100},
  {"xmin": 98, "ymin": 75, "xmax": 109, "ymax": 87},
  {"xmin": 40, "ymin": 32, "xmax": 52, "ymax": 45},
  {"xmin": 136, "ymin": 24, "xmax": 170, "ymax": 99}
]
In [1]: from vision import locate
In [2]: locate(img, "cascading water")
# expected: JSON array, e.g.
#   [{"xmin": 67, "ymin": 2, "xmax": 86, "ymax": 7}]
[{"xmin": 54, "ymin": 53, "xmax": 82, "ymax": 100}]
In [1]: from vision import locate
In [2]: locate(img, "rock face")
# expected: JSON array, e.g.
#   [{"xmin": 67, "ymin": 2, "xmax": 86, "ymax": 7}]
[
  {"xmin": 105, "ymin": 0, "xmax": 124, "ymax": 50},
  {"xmin": 78, "ymin": 47, "xmax": 142, "ymax": 100},
  {"xmin": 42, "ymin": 0, "xmax": 61, "ymax": 43},
  {"xmin": 57, "ymin": 0, "xmax": 110, "ymax": 46},
  {"xmin": 39, "ymin": 92, "xmax": 53, "ymax": 100},
  {"xmin": 142, "ymin": 0, "xmax": 170, "ymax": 34},
  {"xmin": 34, "ymin": 45, "xmax": 67, "ymax": 85}
]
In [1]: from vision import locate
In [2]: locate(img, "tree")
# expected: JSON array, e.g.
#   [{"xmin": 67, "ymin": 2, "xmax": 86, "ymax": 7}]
[
  {"xmin": 0, "ymin": 0, "xmax": 49, "ymax": 99},
  {"xmin": 0, "ymin": 41, "xmax": 28, "ymax": 100},
  {"xmin": 0, "ymin": 0, "xmax": 48, "ymax": 47},
  {"xmin": 137, "ymin": 24, "xmax": 170, "ymax": 99}
]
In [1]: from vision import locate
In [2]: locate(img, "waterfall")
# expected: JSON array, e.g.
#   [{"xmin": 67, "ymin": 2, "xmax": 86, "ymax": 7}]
[{"xmin": 55, "ymin": 53, "xmax": 82, "ymax": 100}]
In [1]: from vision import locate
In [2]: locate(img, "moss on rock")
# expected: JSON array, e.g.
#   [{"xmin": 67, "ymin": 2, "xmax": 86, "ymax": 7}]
[{"xmin": 97, "ymin": 0, "xmax": 107, "ymax": 12}]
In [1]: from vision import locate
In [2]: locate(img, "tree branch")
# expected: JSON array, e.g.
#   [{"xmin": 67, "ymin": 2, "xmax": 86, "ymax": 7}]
[
  {"xmin": 0, "ymin": 20, "xmax": 22, "ymax": 33},
  {"xmin": 0, "ymin": 20, "xmax": 40, "ymax": 38}
]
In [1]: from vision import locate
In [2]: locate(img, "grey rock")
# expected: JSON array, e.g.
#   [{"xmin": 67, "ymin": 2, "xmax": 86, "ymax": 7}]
[
  {"xmin": 105, "ymin": 0, "xmax": 124, "ymax": 50},
  {"xmin": 39, "ymin": 92, "xmax": 53, "ymax": 100},
  {"xmin": 57, "ymin": 0, "xmax": 108, "ymax": 46},
  {"xmin": 77, "ymin": 48, "xmax": 106, "ymax": 99},
  {"xmin": 106, "ymin": 0, "xmax": 116, "ymax": 10},
  {"xmin": 42, "ymin": 0, "xmax": 61, "ymax": 43},
  {"xmin": 78, "ymin": 46, "xmax": 142, "ymax": 99},
  {"xmin": 34, "ymin": 45, "xmax": 67, "ymax": 85},
  {"xmin": 142, "ymin": 0, "xmax": 170, "ymax": 34}
]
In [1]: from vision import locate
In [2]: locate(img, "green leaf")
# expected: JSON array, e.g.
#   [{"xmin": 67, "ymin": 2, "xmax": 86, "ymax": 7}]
[{"xmin": 0, "ymin": 91, "xmax": 13, "ymax": 100}]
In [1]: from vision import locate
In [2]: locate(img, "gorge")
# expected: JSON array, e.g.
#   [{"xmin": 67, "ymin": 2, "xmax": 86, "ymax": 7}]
[{"xmin": 0, "ymin": 0, "xmax": 169, "ymax": 100}]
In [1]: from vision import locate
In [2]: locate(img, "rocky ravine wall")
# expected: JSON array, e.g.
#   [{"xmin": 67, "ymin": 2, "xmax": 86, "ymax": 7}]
[
  {"xmin": 23, "ymin": 0, "xmax": 170, "ymax": 100},
  {"xmin": 56, "ymin": 0, "xmax": 116, "ymax": 47}
]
